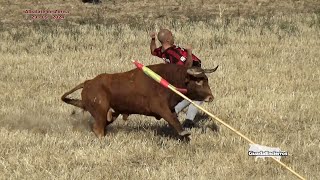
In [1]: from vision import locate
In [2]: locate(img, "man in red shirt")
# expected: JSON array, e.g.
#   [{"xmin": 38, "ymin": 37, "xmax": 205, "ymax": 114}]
[{"xmin": 149, "ymin": 29, "xmax": 203, "ymax": 129}]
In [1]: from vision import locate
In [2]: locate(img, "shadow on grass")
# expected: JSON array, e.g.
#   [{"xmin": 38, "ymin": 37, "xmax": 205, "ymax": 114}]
[
  {"xmin": 106, "ymin": 123, "xmax": 192, "ymax": 142},
  {"xmin": 69, "ymin": 110, "xmax": 219, "ymax": 142},
  {"xmin": 107, "ymin": 118, "xmax": 219, "ymax": 142}
]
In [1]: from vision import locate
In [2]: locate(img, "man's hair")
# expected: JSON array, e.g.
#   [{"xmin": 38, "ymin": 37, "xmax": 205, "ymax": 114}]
[{"xmin": 157, "ymin": 29, "xmax": 171, "ymax": 43}]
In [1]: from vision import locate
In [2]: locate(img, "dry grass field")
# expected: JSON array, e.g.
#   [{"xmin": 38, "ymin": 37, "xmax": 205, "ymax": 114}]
[{"xmin": 1, "ymin": 0, "xmax": 320, "ymax": 179}]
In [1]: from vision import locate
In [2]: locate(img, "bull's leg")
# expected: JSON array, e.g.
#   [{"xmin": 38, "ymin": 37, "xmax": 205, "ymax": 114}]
[
  {"xmin": 86, "ymin": 97, "xmax": 110, "ymax": 138},
  {"xmin": 88, "ymin": 106, "xmax": 108, "ymax": 138},
  {"xmin": 153, "ymin": 106, "xmax": 191, "ymax": 137}
]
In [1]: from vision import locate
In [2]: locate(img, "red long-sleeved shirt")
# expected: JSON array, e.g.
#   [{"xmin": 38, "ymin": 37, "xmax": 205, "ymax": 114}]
[{"xmin": 153, "ymin": 45, "xmax": 201, "ymax": 67}]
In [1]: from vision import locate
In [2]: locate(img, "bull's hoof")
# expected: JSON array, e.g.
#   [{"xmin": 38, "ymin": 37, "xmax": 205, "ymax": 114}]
[
  {"xmin": 71, "ymin": 110, "xmax": 76, "ymax": 115},
  {"xmin": 179, "ymin": 130, "xmax": 191, "ymax": 137},
  {"xmin": 178, "ymin": 132, "xmax": 191, "ymax": 143},
  {"xmin": 94, "ymin": 133, "xmax": 105, "ymax": 140},
  {"xmin": 93, "ymin": 127, "xmax": 105, "ymax": 139},
  {"xmin": 122, "ymin": 114, "xmax": 129, "ymax": 120}
]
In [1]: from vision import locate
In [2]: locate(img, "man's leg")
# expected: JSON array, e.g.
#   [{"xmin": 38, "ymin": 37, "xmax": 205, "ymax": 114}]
[
  {"xmin": 174, "ymin": 99, "xmax": 190, "ymax": 114},
  {"xmin": 183, "ymin": 101, "xmax": 203, "ymax": 128}
]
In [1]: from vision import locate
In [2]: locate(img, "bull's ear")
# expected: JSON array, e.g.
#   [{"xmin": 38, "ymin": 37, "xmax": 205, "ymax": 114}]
[
  {"xmin": 203, "ymin": 65, "xmax": 219, "ymax": 73},
  {"xmin": 187, "ymin": 67, "xmax": 204, "ymax": 77}
]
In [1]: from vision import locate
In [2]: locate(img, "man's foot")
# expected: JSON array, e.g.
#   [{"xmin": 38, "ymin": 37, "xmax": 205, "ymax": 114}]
[
  {"xmin": 179, "ymin": 130, "xmax": 191, "ymax": 137},
  {"xmin": 182, "ymin": 119, "xmax": 195, "ymax": 129}
]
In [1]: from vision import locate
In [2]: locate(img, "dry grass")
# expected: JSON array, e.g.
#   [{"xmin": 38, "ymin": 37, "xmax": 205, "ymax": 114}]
[{"xmin": 1, "ymin": 0, "xmax": 320, "ymax": 179}]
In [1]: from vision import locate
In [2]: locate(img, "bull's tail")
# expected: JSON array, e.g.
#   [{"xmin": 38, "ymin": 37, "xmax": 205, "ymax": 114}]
[{"xmin": 61, "ymin": 82, "xmax": 85, "ymax": 109}]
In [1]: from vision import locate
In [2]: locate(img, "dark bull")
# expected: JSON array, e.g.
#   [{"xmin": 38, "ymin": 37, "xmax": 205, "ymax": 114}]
[{"xmin": 61, "ymin": 63, "xmax": 218, "ymax": 138}]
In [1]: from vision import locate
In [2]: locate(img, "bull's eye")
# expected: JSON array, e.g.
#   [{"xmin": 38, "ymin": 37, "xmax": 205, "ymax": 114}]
[{"xmin": 196, "ymin": 80, "xmax": 203, "ymax": 86}]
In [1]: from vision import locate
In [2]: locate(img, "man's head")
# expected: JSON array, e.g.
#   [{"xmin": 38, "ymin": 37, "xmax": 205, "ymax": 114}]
[{"xmin": 157, "ymin": 29, "xmax": 174, "ymax": 46}]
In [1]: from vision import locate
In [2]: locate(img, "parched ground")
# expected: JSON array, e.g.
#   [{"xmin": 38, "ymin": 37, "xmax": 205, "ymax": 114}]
[{"xmin": 0, "ymin": 0, "xmax": 320, "ymax": 179}]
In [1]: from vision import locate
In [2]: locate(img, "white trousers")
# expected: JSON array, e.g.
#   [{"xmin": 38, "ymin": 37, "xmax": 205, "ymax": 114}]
[{"xmin": 174, "ymin": 99, "xmax": 203, "ymax": 121}]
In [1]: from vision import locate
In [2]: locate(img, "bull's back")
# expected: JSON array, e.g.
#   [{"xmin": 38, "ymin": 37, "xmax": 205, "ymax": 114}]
[
  {"xmin": 109, "ymin": 64, "xmax": 186, "ymax": 112},
  {"xmin": 107, "ymin": 68, "xmax": 163, "ymax": 114},
  {"xmin": 82, "ymin": 64, "xmax": 185, "ymax": 115}
]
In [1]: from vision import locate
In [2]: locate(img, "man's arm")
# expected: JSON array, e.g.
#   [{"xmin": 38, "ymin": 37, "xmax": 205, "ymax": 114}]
[
  {"xmin": 185, "ymin": 45, "xmax": 193, "ymax": 68},
  {"xmin": 150, "ymin": 32, "xmax": 157, "ymax": 55}
]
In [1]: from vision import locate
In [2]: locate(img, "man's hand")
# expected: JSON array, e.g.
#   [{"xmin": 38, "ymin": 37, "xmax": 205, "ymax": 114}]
[
  {"xmin": 185, "ymin": 44, "xmax": 193, "ymax": 68},
  {"xmin": 150, "ymin": 32, "xmax": 156, "ymax": 39},
  {"xmin": 150, "ymin": 32, "xmax": 157, "ymax": 55},
  {"xmin": 185, "ymin": 45, "xmax": 192, "ymax": 53}
]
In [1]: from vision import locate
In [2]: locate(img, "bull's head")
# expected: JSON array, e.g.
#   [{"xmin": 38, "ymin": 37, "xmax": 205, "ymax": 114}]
[{"xmin": 185, "ymin": 65, "xmax": 218, "ymax": 102}]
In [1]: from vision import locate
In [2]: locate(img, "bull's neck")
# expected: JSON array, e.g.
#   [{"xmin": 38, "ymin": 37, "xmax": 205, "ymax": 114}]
[{"xmin": 164, "ymin": 66, "xmax": 187, "ymax": 90}]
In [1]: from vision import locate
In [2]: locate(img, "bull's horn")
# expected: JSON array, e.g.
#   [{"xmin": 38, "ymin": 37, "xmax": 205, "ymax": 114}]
[
  {"xmin": 187, "ymin": 68, "xmax": 203, "ymax": 76},
  {"xmin": 203, "ymin": 65, "xmax": 219, "ymax": 73}
]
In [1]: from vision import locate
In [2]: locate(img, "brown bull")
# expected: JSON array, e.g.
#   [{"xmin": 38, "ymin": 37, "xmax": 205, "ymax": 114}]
[{"xmin": 61, "ymin": 63, "xmax": 218, "ymax": 138}]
